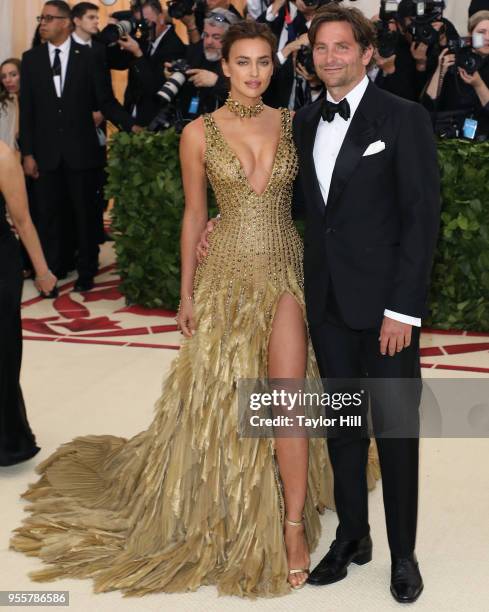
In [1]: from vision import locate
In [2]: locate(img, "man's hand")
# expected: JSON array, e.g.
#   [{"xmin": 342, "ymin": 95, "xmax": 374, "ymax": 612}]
[
  {"xmin": 375, "ymin": 51, "xmax": 396, "ymax": 74},
  {"xmin": 186, "ymin": 69, "xmax": 218, "ymax": 88},
  {"xmin": 131, "ymin": 125, "xmax": 144, "ymax": 133},
  {"xmin": 295, "ymin": 62, "xmax": 322, "ymax": 88},
  {"xmin": 410, "ymin": 41, "xmax": 428, "ymax": 63},
  {"xmin": 196, "ymin": 217, "xmax": 219, "ymax": 263},
  {"xmin": 118, "ymin": 35, "xmax": 143, "ymax": 58},
  {"xmin": 23, "ymin": 155, "xmax": 39, "ymax": 179},
  {"xmin": 180, "ymin": 11, "xmax": 197, "ymax": 27},
  {"xmin": 269, "ymin": 0, "xmax": 287, "ymax": 17},
  {"xmin": 282, "ymin": 33, "xmax": 310, "ymax": 60},
  {"xmin": 93, "ymin": 111, "xmax": 105, "ymax": 127},
  {"xmin": 379, "ymin": 316, "xmax": 412, "ymax": 357}
]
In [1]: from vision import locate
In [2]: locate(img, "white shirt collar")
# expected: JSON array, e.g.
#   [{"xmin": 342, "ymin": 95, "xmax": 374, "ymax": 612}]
[
  {"xmin": 72, "ymin": 32, "xmax": 92, "ymax": 47},
  {"xmin": 326, "ymin": 74, "xmax": 369, "ymax": 118},
  {"xmin": 48, "ymin": 36, "xmax": 71, "ymax": 56}
]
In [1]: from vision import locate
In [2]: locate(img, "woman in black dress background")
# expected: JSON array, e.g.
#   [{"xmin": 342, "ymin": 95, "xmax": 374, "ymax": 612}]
[{"xmin": 0, "ymin": 142, "xmax": 56, "ymax": 466}]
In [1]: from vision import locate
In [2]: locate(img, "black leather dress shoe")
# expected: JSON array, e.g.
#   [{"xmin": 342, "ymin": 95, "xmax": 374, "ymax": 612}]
[
  {"xmin": 390, "ymin": 553, "xmax": 424, "ymax": 603},
  {"xmin": 307, "ymin": 534, "xmax": 372, "ymax": 586},
  {"xmin": 74, "ymin": 277, "xmax": 94, "ymax": 292}
]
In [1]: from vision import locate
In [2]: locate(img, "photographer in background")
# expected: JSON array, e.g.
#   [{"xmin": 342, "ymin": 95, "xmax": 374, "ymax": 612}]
[
  {"xmin": 118, "ymin": 0, "xmax": 186, "ymax": 127},
  {"xmin": 260, "ymin": 0, "xmax": 325, "ymax": 109},
  {"xmin": 156, "ymin": 8, "xmax": 237, "ymax": 128},
  {"xmin": 369, "ymin": 2, "xmax": 420, "ymax": 100},
  {"xmin": 72, "ymin": 2, "xmax": 116, "ymax": 245},
  {"xmin": 422, "ymin": 10, "xmax": 489, "ymax": 139},
  {"xmin": 396, "ymin": 0, "xmax": 459, "ymax": 95},
  {"xmin": 183, "ymin": 9, "xmax": 239, "ymax": 115}
]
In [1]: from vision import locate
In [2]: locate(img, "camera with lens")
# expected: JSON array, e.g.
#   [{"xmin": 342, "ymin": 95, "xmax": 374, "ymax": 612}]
[
  {"xmin": 407, "ymin": 0, "xmax": 446, "ymax": 46},
  {"xmin": 167, "ymin": 0, "xmax": 194, "ymax": 20},
  {"xmin": 375, "ymin": 2, "xmax": 401, "ymax": 58},
  {"xmin": 448, "ymin": 37, "xmax": 485, "ymax": 75},
  {"xmin": 296, "ymin": 45, "xmax": 316, "ymax": 76},
  {"xmin": 98, "ymin": 12, "xmax": 153, "ymax": 47},
  {"xmin": 156, "ymin": 59, "xmax": 191, "ymax": 105},
  {"xmin": 149, "ymin": 58, "xmax": 192, "ymax": 133}
]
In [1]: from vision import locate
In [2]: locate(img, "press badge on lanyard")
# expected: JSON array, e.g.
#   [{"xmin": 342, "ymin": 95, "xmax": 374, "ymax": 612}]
[
  {"xmin": 188, "ymin": 96, "xmax": 200, "ymax": 115},
  {"xmin": 463, "ymin": 118, "xmax": 478, "ymax": 140}
]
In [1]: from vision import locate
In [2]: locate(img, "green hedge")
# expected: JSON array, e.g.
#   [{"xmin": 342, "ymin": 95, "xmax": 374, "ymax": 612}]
[
  {"xmin": 106, "ymin": 129, "xmax": 216, "ymax": 309},
  {"xmin": 107, "ymin": 132, "xmax": 489, "ymax": 331},
  {"xmin": 426, "ymin": 140, "xmax": 489, "ymax": 331}
]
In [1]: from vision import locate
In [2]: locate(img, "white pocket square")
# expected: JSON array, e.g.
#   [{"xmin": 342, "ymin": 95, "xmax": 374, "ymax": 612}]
[{"xmin": 362, "ymin": 140, "xmax": 386, "ymax": 156}]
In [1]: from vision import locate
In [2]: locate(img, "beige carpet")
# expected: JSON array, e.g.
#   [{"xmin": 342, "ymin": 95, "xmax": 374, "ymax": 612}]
[{"xmin": 1, "ymin": 244, "xmax": 488, "ymax": 611}]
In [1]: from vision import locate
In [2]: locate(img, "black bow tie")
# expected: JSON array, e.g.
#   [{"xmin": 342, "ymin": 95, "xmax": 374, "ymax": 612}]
[{"xmin": 321, "ymin": 97, "xmax": 351, "ymax": 123}]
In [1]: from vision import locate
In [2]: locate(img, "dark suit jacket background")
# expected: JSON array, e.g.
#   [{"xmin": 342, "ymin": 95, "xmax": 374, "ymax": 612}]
[
  {"xmin": 19, "ymin": 41, "xmax": 135, "ymax": 172},
  {"xmin": 293, "ymin": 82, "xmax": 441, "ymax": 329},
  {"xmin": 257, "ymin": 6, "xmax": 307, "ymax": 108},
  {"xmin": 123, "ymin": 26, "xmax": 186, "ymax": 126}
]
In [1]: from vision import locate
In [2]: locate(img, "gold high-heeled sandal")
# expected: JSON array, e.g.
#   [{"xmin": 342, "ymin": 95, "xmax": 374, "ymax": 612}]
[{"xmin": 285, "ymin": 516, "xmax": 310, "ymax": 590}]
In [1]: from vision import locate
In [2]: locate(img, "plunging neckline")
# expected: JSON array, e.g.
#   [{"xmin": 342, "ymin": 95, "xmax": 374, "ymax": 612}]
[{"xmin": 207, "ymin": 109, "xmax": 286, "ymax": 198}]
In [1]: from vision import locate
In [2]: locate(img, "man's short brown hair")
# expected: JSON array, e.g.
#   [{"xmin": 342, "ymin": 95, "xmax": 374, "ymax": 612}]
[{"xmin": 308, "ymin": 3, "xmax": 378, "ymax": 70}]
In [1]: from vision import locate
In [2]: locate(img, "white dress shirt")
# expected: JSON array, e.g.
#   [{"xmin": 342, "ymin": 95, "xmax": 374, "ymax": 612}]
[
  {"xmin": 247, "ymin": 0, "xmax": 268, "ymax": 20},
  {"xmin": 48, "ymin": 37, "xmax": 71, "ymax": 97},
  {"xmin": 71, "ymin": 32, "xmax": 92, "ymax": 47},
  {"xmin": 313, "ymin": 74, "xmax": 421, "ymax": 327}
]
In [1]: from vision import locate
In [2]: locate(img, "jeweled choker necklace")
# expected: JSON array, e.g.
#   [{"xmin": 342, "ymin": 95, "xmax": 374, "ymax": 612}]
[{"xmin": 225, "ymin": 94, "xmax": 264, "ymax": 119}]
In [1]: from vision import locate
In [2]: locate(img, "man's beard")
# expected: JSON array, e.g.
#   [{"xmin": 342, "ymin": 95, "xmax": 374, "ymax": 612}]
[{"xmin": 204, "ymin": 48, "xmax": 222, "ymax": 62}]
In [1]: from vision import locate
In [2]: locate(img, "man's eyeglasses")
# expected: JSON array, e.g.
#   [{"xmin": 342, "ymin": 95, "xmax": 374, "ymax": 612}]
[
  {"xmin": 36, "ymin": 15, "xmax": 68, "ymax": 24},
  {"xmin": 206, "ymin": 12, "xmax": 232, "ymax": 25}
]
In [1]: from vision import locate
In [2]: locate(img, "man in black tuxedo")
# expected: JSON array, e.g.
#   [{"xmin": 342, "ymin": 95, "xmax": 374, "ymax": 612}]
[
  {"xmin": 72, "ymin": 1, "xmax": 115, "ymax": 246},
  {"xmin": 21, "ymin": 0, "xmax": 141, "ymax": 292},
  {"xmin": 117, "ymin": 0, "xmax": 186, "ymax": 127},
  {"xmin": 292, "ymin": 4, "xmax": 440, "ymax": 603}
]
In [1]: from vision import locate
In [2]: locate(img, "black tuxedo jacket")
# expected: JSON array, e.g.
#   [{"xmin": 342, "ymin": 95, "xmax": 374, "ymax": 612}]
[
  {"xmin": 20, "ymin": 40, "xmax": 135, "ymax": 172},
  {"xmin": 123, "ymin": 26, "xmax": 186, "ymax": 127},
  {"xmin": 293, "ymin": 81, "xmax": 441, "ymax": 329}
]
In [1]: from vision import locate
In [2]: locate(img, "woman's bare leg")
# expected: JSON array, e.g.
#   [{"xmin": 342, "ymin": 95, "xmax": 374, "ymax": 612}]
[{"xmin": 268, "ymin": 292, "xmax": 309, "ymax": 588}]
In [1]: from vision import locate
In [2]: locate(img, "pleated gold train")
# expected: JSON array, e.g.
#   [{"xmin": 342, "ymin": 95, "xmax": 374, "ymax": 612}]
[{"xmin": 10, "ymin": 108, "xmax": 380, "ymax": 598}]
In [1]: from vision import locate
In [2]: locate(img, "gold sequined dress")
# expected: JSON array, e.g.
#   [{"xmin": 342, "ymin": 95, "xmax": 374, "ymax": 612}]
[{"xmin": 10, "ymin": 108, "xmax": 380, "ymax": 598}]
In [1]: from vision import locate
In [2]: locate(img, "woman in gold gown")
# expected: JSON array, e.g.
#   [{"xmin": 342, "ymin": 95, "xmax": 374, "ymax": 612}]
[{"xmin": 10, "ymin": 21, "xmax": 379, "ymax": 597}]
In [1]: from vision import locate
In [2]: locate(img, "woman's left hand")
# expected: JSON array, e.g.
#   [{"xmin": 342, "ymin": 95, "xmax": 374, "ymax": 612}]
[
  {"xmin": 35, "ymin": 271, "xmax": 57, "ymax": 295},
  {"xmin": 458, "ymin": 68, "xmax": 483, "ymax": 88}
]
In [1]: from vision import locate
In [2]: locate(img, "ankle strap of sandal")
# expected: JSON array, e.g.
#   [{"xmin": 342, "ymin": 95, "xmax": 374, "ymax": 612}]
[{"xmin": 285, "ymin": 516, "xmax": 304, "ymax": 527}]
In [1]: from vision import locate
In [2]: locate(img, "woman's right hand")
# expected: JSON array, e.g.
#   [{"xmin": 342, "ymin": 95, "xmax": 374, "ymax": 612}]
[
  {"xmin": 176, "ymin": 299, "xmax": 196, "ymax": 338},
  {"xmin": 438, "ymin": 48, "xmax": 455, "ymax": 75}
]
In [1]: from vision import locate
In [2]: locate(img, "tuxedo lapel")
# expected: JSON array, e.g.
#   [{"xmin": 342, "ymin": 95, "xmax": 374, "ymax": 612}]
[
  {"xmin": 302, "ymin": 101, "xmax": 327, "ymax": 217},
  {"xmin": 326, "ymin": 82, "xmax": 387, "ymax": 211},
  {"xmin": 62, "ymin": 42, "xmax": 81, "ymax": 100}
]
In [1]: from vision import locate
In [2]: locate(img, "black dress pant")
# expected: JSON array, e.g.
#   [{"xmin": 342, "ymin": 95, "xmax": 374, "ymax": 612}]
[
  {"xmin": 34, "ymin": 162, "xmax": 99, "ymax": 280},
  {"xmin": 309, "ymin": 281, "xmax": 421, "ymax": 557}
]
